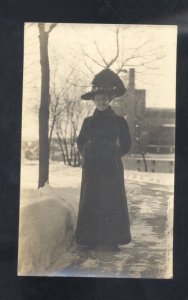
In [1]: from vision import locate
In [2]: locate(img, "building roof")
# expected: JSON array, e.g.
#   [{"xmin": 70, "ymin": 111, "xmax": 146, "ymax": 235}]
[
  {"xmin": 162, "ymin": 124, "xmax": 175, "ymax": 127},
  {"xmin": 146, "ymin": 107, "xmax": 175, "ymax": 112}
]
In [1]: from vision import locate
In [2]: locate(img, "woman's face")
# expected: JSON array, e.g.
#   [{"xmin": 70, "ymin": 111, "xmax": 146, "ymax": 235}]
[{"xmin": 93, "ymin": 93, "xmax": 111, "ymax": 111}]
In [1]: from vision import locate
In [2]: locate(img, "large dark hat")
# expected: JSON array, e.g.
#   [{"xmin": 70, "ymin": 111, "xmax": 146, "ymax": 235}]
[{"xmin": 81, "ymin": 68, "xmax": 126, "ymax": 100}]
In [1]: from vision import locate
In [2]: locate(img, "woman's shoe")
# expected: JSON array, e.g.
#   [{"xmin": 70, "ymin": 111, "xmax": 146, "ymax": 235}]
[{"xmin": 99, "ymin": 243, "xmax": 121, "ymax": 252}]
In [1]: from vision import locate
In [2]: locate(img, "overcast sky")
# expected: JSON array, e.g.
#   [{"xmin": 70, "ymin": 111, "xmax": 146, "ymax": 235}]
[{"xmin": 22, "ymin": 23, "xmax": 177, "ymax": 140}]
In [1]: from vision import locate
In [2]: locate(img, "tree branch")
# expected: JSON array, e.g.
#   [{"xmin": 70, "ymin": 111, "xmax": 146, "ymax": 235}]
[
  {"xmin": 94, "ymin": 41, "xmax": 108, "ymax": 66},
  {"xmin": 106, "ymin": 28, "xmax": 120, "ymax": 68},
  {"xmin": 47, "ymin": 24, "xmax": 57, "ymax": 34},
  {"xmin": 82, "ymin": 50, "xmax": 105, "ymax": 68}
]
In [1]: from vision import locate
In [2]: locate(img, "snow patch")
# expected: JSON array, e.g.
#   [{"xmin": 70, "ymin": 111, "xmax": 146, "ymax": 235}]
[{"xmin": 18, "ymin": 184, "xmax": 79, "ymax": 275}]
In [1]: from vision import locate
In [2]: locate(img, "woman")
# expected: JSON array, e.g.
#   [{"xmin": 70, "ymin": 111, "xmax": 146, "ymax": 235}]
[{"xmin": 75, "ymin": 69, "xmax": 132, "ymax": 252}]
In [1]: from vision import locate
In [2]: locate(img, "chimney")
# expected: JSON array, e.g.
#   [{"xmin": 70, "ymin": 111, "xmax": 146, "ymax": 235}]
[{"xmin": 128, "ymin": 68, "xmax": 135, "ymax": 90}]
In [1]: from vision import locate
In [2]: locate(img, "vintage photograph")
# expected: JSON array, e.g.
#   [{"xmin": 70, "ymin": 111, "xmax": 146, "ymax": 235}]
[{"xmin": 18, "ymin": 23, "xmax": 177, "ymax": 278}]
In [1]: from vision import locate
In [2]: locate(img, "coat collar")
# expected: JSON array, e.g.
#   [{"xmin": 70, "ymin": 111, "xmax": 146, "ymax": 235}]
[{"xmin": 93, "ymin": 105, "xmax": 116, "ymax": 117}]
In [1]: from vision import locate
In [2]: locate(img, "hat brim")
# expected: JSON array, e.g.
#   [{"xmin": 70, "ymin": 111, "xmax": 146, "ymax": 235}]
[
  {"xmin": 81, "ymin": 91, "xmax": 96, "ymax": 100},
  {"xmin": 81, "ymin": 88, "xmax": 126, "ymax": 100}
]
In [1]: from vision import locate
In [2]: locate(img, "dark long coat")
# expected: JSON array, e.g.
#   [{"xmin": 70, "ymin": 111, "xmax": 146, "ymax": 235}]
[{"xmin": 75, "ymin": 106, "xmax": 132, "ymax": 246}]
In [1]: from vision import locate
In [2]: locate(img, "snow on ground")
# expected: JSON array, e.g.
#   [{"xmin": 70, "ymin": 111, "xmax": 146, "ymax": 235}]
[{"xmin": 18, "ymin": 160, "xmax": 174, "ymax": 278}]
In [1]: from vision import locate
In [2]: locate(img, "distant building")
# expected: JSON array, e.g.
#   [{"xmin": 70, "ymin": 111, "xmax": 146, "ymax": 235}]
[
  {"xmin": 145, "ymin": 109, "xmax": 175, "ymax": 154},
  {"xmin": 112, "ymin": 68, "xmax": 175, "ymax": 154}
]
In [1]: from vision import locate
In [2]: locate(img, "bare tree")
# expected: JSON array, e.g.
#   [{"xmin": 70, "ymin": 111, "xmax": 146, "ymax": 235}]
[
  {"xmin": 49, "ymin": 67, "xmax": 75, "ymax": 147},
  {"xmin": 81, "ymin": 28, "xmax": 121, "ymax": 72},
  {"xmin": 54, "ymin": 95, "xmax": 93, "ymax": 166},
  {"xmin": 46, "ymin": 58, "xmax": 93, "ymax": 166},
  {"xmin": 135, "ymin": 121, "xmax": 148, "ymax": 172},
  {"xmin": 55, "ymin": 101, "xmax": 80, "ymax": 166},
  {"xmin": 77, "ymin": 26, "xmax": 164, "ymax": 78},
  {"xmin": 38, "ymin": 22, "xmax": 57, "ymax": 188}
]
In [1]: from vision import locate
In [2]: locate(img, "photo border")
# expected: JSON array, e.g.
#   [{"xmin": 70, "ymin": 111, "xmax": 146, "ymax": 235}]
[{"xmin": 0, "ymin": 0, "xmax": 188, "ymax": 298}]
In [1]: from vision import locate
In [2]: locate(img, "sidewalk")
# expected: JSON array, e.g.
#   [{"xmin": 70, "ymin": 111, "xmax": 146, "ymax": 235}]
[{"xmin": 51, "ymin": 178, "xmax": 173, "ymax": 278}]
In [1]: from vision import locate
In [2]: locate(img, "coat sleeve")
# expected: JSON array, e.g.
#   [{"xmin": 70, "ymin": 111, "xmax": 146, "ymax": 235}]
[
  {"xmin": 118, "ymin": 117, "xmax": 132, "ymax": 156},
  {"xmin": 77, "ymin": 118, "xmax": 89, "ymax": 155}
]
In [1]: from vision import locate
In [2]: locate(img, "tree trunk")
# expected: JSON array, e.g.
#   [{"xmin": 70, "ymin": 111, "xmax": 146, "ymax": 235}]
[
  {"xmin": 137, "ymin": 139, "xmax": 148, "ymax": 172},
  {"xmin": 38, "ymin": 24, "xmax": 50, "ymax": 188},
  {"xmin": 56, "ymin": 132, "xmax": 66, "ymax": 163},
  {"xmin": 141, "ymin": 150, "xmax": 148, "ymax": 172}
]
